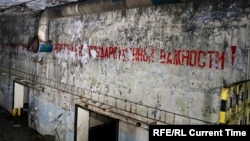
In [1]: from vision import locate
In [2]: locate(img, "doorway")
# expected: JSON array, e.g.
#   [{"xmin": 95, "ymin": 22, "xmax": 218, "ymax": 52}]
[
  {"xmin": 12, "ymin": 81, "xmax": 29, "ymax": 125},
  {"xmin": 74, "ymin": 104, "xmax": 119, "ymax": 141}
]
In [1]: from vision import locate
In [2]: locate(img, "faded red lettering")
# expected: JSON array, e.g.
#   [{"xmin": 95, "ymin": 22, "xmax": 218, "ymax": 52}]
[
  {"xmin": 104, "ymin": 47, "xmax": 109, "ymax": 58},
  {"xmin": 173, "ymin": 50, "xmax": 181, "ymax": 65},
  {"xmin": 150, "ymin": 48, "xmax": 155, "ymax": 63},
  {"xmin": 113, "ymin": 47, "xmax": 118, "ymax": 59},
  {"xmin": 231, "ymin": 46, "xmax": 237, "ymax": 66},
  {"xmin": 166, "ymin": 52, "xmax": 172, "ymax": 64},
  {"xmin": 215, "ymin": 51, "xmax": 225, "ymax": 69},
  {"xmin": 122, "ymin": 48, "xmax": 128, "ymax": 62},
  {"xmin": 198, "ymin": 51, "xmax": 206, "ymax": 68},
  {"xmin": 207, "ymin": 51, "xmax": 216, "ymax": 68},
  {"xmin": 109, "ymin": 47, "xmax": 114, "ymax": 57},
  {"xmin": 160, "ymin": 49, "xmax": 166, "ymax": 64},
  {"xmin": 189, "ymin": 50, "xmax": 197, "ymax": 67},
  {"xmin": 182, "ymin": 50, "xmax": 189, "ymax": 66},
  {"xmin": 3, "ymin": 42, "xmax": 228, "ymax": 70}
]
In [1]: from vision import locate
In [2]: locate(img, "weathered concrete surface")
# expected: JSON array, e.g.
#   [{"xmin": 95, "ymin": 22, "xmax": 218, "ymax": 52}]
[{"xmin": 0, "ymin": 0, "xmax": 249, "ymax": 141}]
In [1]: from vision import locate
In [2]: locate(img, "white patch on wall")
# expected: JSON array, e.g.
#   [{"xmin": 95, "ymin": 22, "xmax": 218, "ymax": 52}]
[
  {"xmin": 18, "ymin": 45, "xmax": 25, "ymax": 55},
  {"xmin": 90, "ymin": 50, "xmax": 97, "ymax": 59},
  {"xmin": 125, "ymin": 48, "xmax": 132, "ymax": 60},
  {"xmin": 208, "ymin": 72, "xmax": 214, "ymax": 79},
  {"xmin": 80, "ymin": 42, "xmax": 89, "ymax": 64},
  {"xmin": 69, "ymin": 51, "xmax": 76, "ymax": 61},
  {"xmin": 63, "ymin": 48, "xmax": 68, "ymax": 59},
  {"xmin": 61, "ymin": 61, "xmax": 67, "ymax": 69},
  {"xmin": 68, "ymin": 20, "xmax": 84, "ymax": 42},
  {"xmin": 61, "ymin": 71, "xmax": 67, "ymax": 83}
]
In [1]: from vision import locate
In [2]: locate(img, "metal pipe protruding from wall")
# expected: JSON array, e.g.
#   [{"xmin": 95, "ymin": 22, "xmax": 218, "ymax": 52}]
[
  {"xmin": 38, "ymin": 7, "xmax": 62, "ymax": 43},
  {"xmin": 60, "ymin": 0, "xmax": 125, "ymax": 17},
  {"xmin": 59, "ymin": 0, "xmax": 183, "ymax": 17}
]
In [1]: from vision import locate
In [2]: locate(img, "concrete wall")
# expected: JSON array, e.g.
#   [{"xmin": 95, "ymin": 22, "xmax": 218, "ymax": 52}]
[
  {"xmin": 0, "ymin": 12, "xmax": 40, "ymax": 112},
  {"xmin": 119, "ymin": 120, "xmax": 147, "ymax": 141},
  {"xmin": 0, "ymin": 0, "xmax": 249, "ymax": 140},
  {"xmin": 29, "ymin": 87, "xmax": 75, "ymax": 141}
]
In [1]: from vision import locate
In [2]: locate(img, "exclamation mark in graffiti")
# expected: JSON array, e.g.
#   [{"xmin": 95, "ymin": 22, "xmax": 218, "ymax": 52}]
[{"xmin": 231, "ymin": 45, "xmax": 237, "ymax": 66}]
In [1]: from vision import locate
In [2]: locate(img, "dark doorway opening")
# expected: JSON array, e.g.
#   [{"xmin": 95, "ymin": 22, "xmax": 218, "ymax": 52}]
[
  {"xmin": 74, "ymin": 105, "xmax": 119, "ymax": 141},
  {"xmin": 88, "ymin": 115, "xmax": 119, "ymax": 141}
]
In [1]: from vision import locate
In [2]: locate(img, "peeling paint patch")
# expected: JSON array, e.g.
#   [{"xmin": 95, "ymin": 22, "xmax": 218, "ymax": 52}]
[
  {"xmin": 152, "ymin": 101, "xmax": 161, "ymax": 118},
  {"xmin": 202, "ymin": 105, "xmax": 217, "ymax": 118},
  {"xmin": 226, "ymin": 3, "xmax": 241, "ymax": 18},
  {"xmin": 90, "ymin": 49, "xmax": 97, "ymax": 59},
  {"xmin": 29, "ymin": 99, "xmax": 38, "ymax": 129},
  {"xmin": 119, "ymin": 133, "xmax": 137, "ymax": 141},
  {"xmin": 175, "ymin": 95, "xmax": 194, "ymax": 116},
  {"xmin": 81, "ymin": 42, "xmax": 90, "ymax": 64},
  {"xmin": 68, "ymin": 20, "xmax": 84, "ymax": 42}
]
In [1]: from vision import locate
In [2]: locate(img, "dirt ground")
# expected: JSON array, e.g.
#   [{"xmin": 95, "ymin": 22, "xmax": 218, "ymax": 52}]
[{"xmin": 0, "ymin": 106, "xmax": 54, "ymax": 141}]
